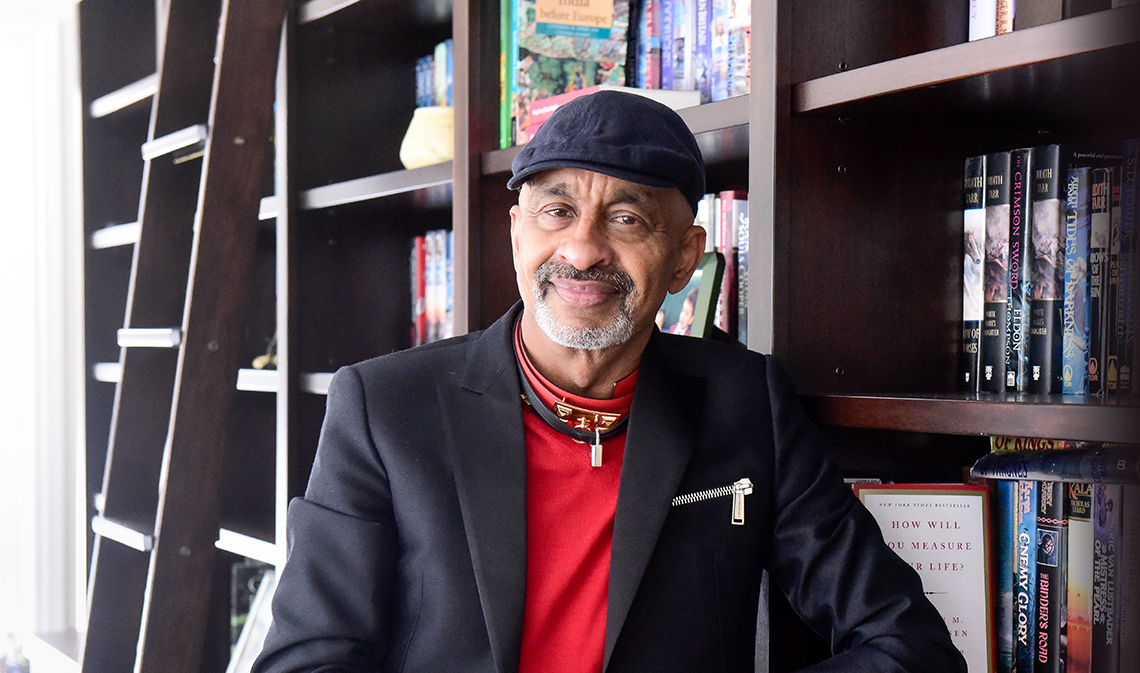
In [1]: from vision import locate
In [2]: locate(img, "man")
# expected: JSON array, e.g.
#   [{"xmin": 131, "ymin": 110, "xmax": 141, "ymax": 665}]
[{"xmin": 254, "ymin": 91, "xmax": 966, "ymax": 672}]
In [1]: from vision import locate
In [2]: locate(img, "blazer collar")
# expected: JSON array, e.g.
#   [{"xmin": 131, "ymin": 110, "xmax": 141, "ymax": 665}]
[{"xmin": 443, "ymin": 305, "xmax": 702, "ymax": 673}]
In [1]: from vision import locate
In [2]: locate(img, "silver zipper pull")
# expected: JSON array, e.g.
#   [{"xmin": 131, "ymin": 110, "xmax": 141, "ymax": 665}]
[
  {"xmin": 731, "ymin": 478, "xmax": 753, "ymax": 525},
  {"xmin": 590, "ymin": 428, "xmax": 603, "ymax": 467}
]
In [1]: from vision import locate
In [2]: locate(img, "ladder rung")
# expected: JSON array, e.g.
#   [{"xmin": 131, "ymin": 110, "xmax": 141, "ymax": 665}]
[
  {"xmin": 236, "ymin": 368, "xmax": 280, "ymax": 392},
  {"xmin": 258, "ymin": 196, "xmax": 277, "ymax": 220},
  {"xmin": 301, "ymin": 372, "xmax": 334, "ymax": 395},
  {"xmin": 91, "ymin": 222, "xmax": 141, "ymax": 249},
  {"xmin": 92, "ymin": 362, "xmax": 122, "ymax": 383},
  {"xmin": 89, "ymin": 73, "xmax": 158, "ymax": 118},
  {"xmin": 141, "ymin": 124, "xmax": 209, "ymax": 160},
  {"xmin": 92, "ymin": 515, "xmax": 154, "ymax": 552},
  {"xmin": 215, "ymin": 529, "xmax": 280, "ymax": 566},
  {"xmin": 117, "ymin": 328, "xmax": 182, "ymax": 348}
]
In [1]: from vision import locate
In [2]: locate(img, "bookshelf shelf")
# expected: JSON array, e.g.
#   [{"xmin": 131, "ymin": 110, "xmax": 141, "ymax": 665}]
[
  {"xmin": 215, "ymin": 528, "xmax": 281, "ymax": 566},
  {"xmin": 802, "ymin": 393, "xmax": 1137, "ymax": 445},
  {"xmin": 794, "ymin": 7, "xmax": 1139, "ymax": 122}
]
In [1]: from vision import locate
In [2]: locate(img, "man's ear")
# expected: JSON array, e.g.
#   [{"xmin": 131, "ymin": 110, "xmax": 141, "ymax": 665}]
[
  {"xmin": 509, "ymin": 203, "xmax": 521, "ymax": 260},
  {"xmin": 668, "ymin": 223, "xmax": 706, "ymax": 294}
]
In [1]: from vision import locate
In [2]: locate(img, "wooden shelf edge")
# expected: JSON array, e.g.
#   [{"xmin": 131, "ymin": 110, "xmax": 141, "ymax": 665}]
[
  {"xmin": 481, "ymin": 95, "xmax": 751, "ymax": 176},
  {"xmin": 301, "ymin": 162, "xmax": 453, "ymax": 210},
  {"xmin": 794, "ymin": 6, "xmax": 1139, "ymax": 113},
  {"xmin": 89, "ymin": 73, "xmax": 157, "ymax": 118},
  {"xmin": 25, "ymin": 630, "xmax": 81, "ymax": 673},
  {"xmin": 801, "ymin": 393, "xmax": 1138, "ymax": 444}
]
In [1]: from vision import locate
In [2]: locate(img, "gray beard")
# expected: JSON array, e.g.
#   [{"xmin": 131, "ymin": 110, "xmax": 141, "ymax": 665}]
[{"xmin": 531, "ymin": 260, "xmax": 636, "ymax": 351}]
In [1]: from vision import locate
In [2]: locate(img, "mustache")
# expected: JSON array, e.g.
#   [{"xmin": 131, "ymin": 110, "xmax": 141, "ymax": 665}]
[{"xmin": 534, "ymin": 260, "xmax": 635, "ymax": 294}]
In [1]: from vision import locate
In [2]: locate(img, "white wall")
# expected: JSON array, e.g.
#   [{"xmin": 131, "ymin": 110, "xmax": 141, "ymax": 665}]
[{"xmin": 0, "ymin": 0, "xmax": 85, "ymax": 652}]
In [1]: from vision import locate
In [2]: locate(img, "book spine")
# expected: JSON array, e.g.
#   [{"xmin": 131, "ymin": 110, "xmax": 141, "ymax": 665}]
[
  {"xmin": 646, "ymin": 0, "xmax": 662, "ymax": 89},
  {"xmin": 659, "ymin": 0, "xmax": 674, "ymax": 88},
  {"xmin": 735, "ymin": 194, "xmax": 749, "ymax": 345},
  {"xmin": 500, "ymin": 0, "xmax": 512, "ymax": 148},
  {"xmin": 964, "ymin": 155, "xmax": 986, "ymax": 392},
  {"xmin": 1118, "ymin": 139, "xmax": 1138, "ymax": 396},
  {"xmin": 1106, "ymin": 170, "xmax": 1122, "ymax": 394},
  {"xmin": 1068, "ymin": 482, "xmax": 1095, "ymax": 673},
  {"xmin": 673, "ymin": 0, "xmax": 696, "ymax": 90},
  {"xmin": 1119, "ymin": 485, "xmax": 1140, "ymax": 673},
  {"xmin": 1015, "ymin": 479, "xmax": 1039, "ymax": 673},
  {"xmin": 995, "ymin": 479, "xmax": 1017, "ymax": 673},
  {"xmin": 1028, "ymin": 144, "xmax": 1067, "ymax": 394},
  {"xmin": 509, "ymin": 0, "xmax": 520, "ymax": 145},
  {"xmin": 1092, "ymin": 484, "xmax": 1122, "ymax": 673},
  {"xmin": 996, "ymin": 0, "xmax": 1015, "ymax": 33},
  {"xmin": 970, "ymin": 446, "xmax": 1140, "ymax": 483},
  {"xmin": 695, "ymin": 0, "xmax": 712, "ymax": 102},
  {"xmin": 969, "ymin": 0, "xmax": 998, "ymax": 41},
  {"xmin": 1063, "ymin": 167, "xmax": 1092, "ymax": 394},
  {"xmin": 1034, "ymin": 481, "xmax": 1066, "ymax": 673},
  {"xmin": 1007, "ymin": 148, "xmax": 1032, "ymax": 392},
  {"xmin": 710, "ymin": 0, "xmax": 728, "ymax": 101},
  {"xmin": 983, "ymin": 151, "xmax": 1012, "ymax": 392},
  {"xmin": 412, "ymin": 235, "xmax": 426, "ymax": 347},
  {"xmin": 1088, "ymin": 168, "xmax": 1113, "ymax": 395},
  {"xmin": 713, "ymin": 190, "xmax": 740, "ymax": 337},
  {"xmin": 628, "ymin": 0, "xmax": 642, "ymax": 87},
  {"xmin": 725, "ymin": 0, "xmax": 749, "ymax": 97}
]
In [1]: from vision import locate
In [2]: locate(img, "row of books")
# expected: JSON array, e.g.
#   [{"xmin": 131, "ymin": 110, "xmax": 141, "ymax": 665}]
[
  {"xmin": 500, "ymin": 0, "xmax": 750, "ymax": 148},
  {"xmin": 970, "ymin": 441, "xmax": 1140, "ymax": 673},
  {"xmin": 410, "ymin": 229, "xmax": 454, "ymax": 347},
  {"xmin": 694, "ymin": 189, "xmax": 748, "ymax": 345},
  {"xmin": 969, "ymin": 0, "xmax": 1128, "ymax": 42},
  {"xmin": 961, "ymin": 141, "xmax": 1138, "ymax": 396},
  {"xmin": 414, "ymin": 38, "xmax": 454, "ymax": 108}
]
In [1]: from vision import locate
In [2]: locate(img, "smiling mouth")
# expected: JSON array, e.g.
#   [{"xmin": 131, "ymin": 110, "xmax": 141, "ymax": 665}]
[{"xmin": 535, "ymin": 261, "xmax": 634, "ymax": 309}]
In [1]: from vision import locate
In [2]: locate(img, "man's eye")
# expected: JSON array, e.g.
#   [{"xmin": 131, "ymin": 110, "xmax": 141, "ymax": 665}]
[
  {"xmin": 613, "ymin": 215, "xmax": 640, "ymax": 226},
  {"xmin": 544, "ymin": 207, "xmax": 571, "ymax": 218}
]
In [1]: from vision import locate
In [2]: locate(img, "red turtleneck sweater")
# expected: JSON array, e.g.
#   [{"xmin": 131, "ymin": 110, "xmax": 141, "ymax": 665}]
[{"xmin": 515, "ymin": 324, "xmax": 636, "ymax": 673}]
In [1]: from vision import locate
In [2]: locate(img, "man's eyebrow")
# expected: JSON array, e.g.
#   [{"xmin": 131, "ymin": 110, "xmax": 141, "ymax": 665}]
[{"xmin": 529, "ymin": 181, "xmax": 574, "ymax": 199}]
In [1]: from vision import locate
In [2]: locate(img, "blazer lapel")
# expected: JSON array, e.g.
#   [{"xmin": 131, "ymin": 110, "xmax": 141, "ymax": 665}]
[
  {"xmin": 441, "ymin": 306, "xmax": 528, "ymax": 673},
  {"xmin": 603, "ymin": 333, "xmax": 703, "ymax": 670}
]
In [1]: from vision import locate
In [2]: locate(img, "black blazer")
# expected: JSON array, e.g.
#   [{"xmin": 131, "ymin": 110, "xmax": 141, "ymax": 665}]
[{"xmin": 254, "ymin": 304, "xmax": 966, "ymax": 673}]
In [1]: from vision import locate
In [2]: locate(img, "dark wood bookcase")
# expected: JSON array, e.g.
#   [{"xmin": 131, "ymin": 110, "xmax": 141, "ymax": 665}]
[{"xmin": 77, "ymin": 0, "xmax": 1138, "ymax": 669}]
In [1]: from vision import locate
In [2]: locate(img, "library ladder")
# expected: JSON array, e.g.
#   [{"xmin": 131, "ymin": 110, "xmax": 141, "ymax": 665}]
[{"xmin": 80, "ymin": 0, "xmax": 286, "ymax": 671}]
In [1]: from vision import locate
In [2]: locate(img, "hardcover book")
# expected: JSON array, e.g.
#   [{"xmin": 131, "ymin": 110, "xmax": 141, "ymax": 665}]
[
  {"xmin": 1119, "ymin": 485, "xmax": 1140, "ymax": 673},
  {"xmin": 669, "ymin": 0, "xmax": 696, "ymax": 90},
  {"xmin": 1027, "ymin": 144, "xmax": 1068, "ymax": 393},
  {"xmin": 963, "ymin": 155, "xmax": 986, "ymax": 392},
  {"xmin": 983, "ymin": 151, "xmax": 1012, "ymax": 392},
  {"xmin": 993, "ymin": 479, "xmax": 1017, "ymax": 673},
  {"xmin": 1117, "ymin": 139, "xmax": 1138, "ymax": 396},
  {"xmin": 1106, "ymin": 170, "xmax": 1123, "ymax": 394},
  {"xmin": 1034, "ymin": 481, "xmax": 1067, "ymax": 673},
  {"xmin": 1014, "ymin": 480, "xmax": 1039, "ymax": 672},
  {"xmin": 1007, "ymin": 148, "xmax": 1033, "ymax": 392},
  {"xmin": 1063, "ymin": 167, "xmax": 1092, "ymax": 394},
  {"xmin": 724, "ymin": 0, "xmax": 749, "ymax": 98},
  {"xmin": 1068, "ymin": 482, "xmax": 1095, "ymax": 673},
  {"xmin": 852, "ymin": 483, "xmax": 993, "ymax": 673},
  {"xmin": 969, "ymin": 0, "xmax": 998, "ymax": 41},
  {"xmin": 1087, "ymin": 168, "xmax": 1114, "ymax": 395},
  {"xmin": 970, "ymin": 445, "xmax": 1140, "ymax": 483},
  {"xmin": 694, "ymin": 0, "xmax": 712, "ymax": 102},
  {"xmin": 512, "ymin": 0, "xmax": 631, "ymax": 144},
  {"xmin": 1092, "ymin": 483, "xmax": 1122, "ymax": 673}
]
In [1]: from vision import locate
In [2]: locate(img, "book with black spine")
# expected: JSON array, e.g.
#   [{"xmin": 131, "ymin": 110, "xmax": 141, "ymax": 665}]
[
  {"xmin": 1034, "ymin": 480, "xmax": 1067, "ymax": 673},
  {"xmin": 1117, "ymin": 139, "xmax": 1138, "ymax": 397},
  {"xmin": 983, "ymin": 151, "xmax": 1012, "ymax": 392},
  {"xmin": 1007, "ymin": 148, "xmax": 1033, "ymax": 392},
  {"xmin": 1015, "ymin": 479, "xmax": 1039, "ymax": 673},
  {"xmin": 1088, "ymin": 167, "xmax": 1115, "ymax": 395},
  {"xmin": 963, "ymin": 155, "xmax": 987, "ymax": 391},
  {"xmin": 1028, "ymin": 144, "xmax": 1069, "ymax": 393}
]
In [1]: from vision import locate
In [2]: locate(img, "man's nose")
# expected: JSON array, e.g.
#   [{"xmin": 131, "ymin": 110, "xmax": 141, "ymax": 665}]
[{"xmin": 556, "ymin": 211, "xmax": 611, "ymax": 271}]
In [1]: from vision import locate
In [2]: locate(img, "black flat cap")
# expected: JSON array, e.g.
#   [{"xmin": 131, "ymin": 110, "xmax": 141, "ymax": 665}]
[{"xmin": 507, "ymin": 90, "xmax": 705, "ymax": 215}]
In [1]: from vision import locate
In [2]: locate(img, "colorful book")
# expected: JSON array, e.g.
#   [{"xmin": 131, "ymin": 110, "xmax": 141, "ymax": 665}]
[
  {"xmin": 1117, "ymin": 485, "xmax": 1140, "ymax": 673},
  {"xmin": 970, "ymin": 445, "xmax": 1140, "ymax": 483},
  {"xmin": 694, "ymin": 0, "xmax": 712, "ymax": 102},
  {"xmin": 512, "ymin": 0, "xmax": 631, "ymax": 144},
  {"xmin": 1007, "ymin": 148, "xmax": 1033, "ymax": 392},
  {"xmin": 963, "ymin": 155, "xmax": 987, "ymax": 392},
  {"xmin": 1034, "ymin": 480, "xmax": 1066, "ymax": 673},
  {"xmin": 735, "ymin": 192, "xmax": 749, "ymax": 346},
  {"xmin": 1015, "ymin": 479, "xmax": 1039, "ymax": 673},
  {"xmin": 1087, "ymin": 168, "xmax": 1114, "ymax": 395},
  {"xmin": 1117, "ymin": 139, "xmax": 1138, "ymax": 397},
  {"xmin": 1106, "ymin": 170, "xmax": 1123, "ymax": 394},
  {"xmin": 669, "ymin": 0, "xmax": 696, "ymax": 90},
  {"xmin": 1092, "ymin": 483, "xmax": 1122, "ymax": 673},
  {"xmin": 411, "ymin": 235, "xmax": 427, "ymax": 347},
  {"xmin": 993, "ymin": 479, "xmax": 1017, "ymax": 673},
  {"xmin": 659, "ymin": 0, "xmax": 675, "ymax": 88},
  {"xmin": 725, "ymin": 0, "xmax": 749, "ymax": 98},
  {"xmin": 1063, "ymin": 167, "xmax": 1093, "ymax": 394},
  {"xmin": 983, "ymin": 151, "xmax": 1012, "ymax": 392},
  {"xmin": 523, "ymin": 83, "xmax": 699, "ymax": 137},
  {"xmin": 1067, "ymin": 482, "xmax": 1095, "ymax": 673},
  {"xmin": 713, "ymin": 190, "xmax": 745, "ymax": 338},
  {"xmin": 500, "ymin": 0, "xmax": 513, "ymax": 147},
  {"xmin": 709, "ymin": 0, "xmax": 729, "ymax": 101},
  {"xmin": 996, "ymin": 0, "xmax": 1014, "ymax": 33}
]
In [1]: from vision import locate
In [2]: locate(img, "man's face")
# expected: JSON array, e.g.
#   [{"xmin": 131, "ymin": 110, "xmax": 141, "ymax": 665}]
[{"xmin": 510, "ymin": 168, "xmax": 705, "ymax": 351}]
